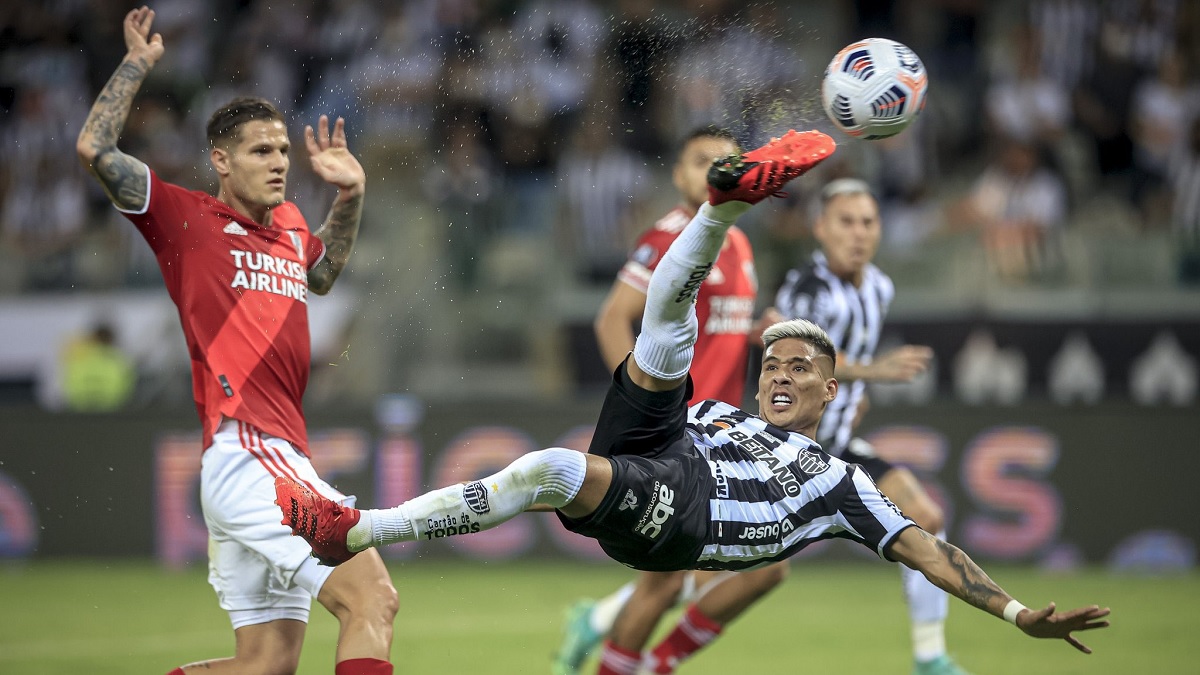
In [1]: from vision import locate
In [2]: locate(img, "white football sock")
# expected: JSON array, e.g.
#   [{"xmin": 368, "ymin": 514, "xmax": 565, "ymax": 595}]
[
  {"xmin": 903, "ymin": 530, "xmax": 951, "ymax": 661},
  {"xmin": 589, "ymin": 582, "xmax": 637, "ymax": 634},
  {"xmin": 347, "ymin": 448, "xmax": 586, "ymax": 551},
  {"xmin": 633, "ymin": 201, "xmax": 750, "ymax": 380}
]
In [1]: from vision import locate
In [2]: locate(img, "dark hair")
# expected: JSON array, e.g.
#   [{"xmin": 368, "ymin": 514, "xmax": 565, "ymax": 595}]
[
  {"xmin": 206, "ymin": 97, "xmax": 284, "ymax": 147},
  {"xmin": 677, "ymin": 125, "xmax": 738, "ymax": 158}
]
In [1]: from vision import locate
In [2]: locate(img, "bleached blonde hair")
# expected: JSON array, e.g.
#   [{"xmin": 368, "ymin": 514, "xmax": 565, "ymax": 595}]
[{"xmin": 761, "ymin": 319, "xmax": 837, "ymax": 370}]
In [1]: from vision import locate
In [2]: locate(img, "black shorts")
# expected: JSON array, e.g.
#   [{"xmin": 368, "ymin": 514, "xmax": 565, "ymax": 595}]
[
  {"xmin": 832, "ymin": 438, "xmax": 895, "ymax": 482},
  {"xmin": 557, "ymin": 361, "xmax": 713, "ymax": 571}
]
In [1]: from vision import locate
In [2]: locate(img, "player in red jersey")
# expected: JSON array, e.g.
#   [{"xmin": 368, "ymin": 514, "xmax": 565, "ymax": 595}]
[
  {"xmin": 558, "ymin": 128, "xmax": 788, "ymax": 675},
  {"xmin": 76, "ymin": 8, "xmax": 396, "ymax": 675}
]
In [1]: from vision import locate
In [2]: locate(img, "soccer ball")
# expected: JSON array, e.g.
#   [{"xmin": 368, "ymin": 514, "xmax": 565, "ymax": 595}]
[{"xmin": 821, "ymin": 38, "xmax": 928, "ymax": 140}]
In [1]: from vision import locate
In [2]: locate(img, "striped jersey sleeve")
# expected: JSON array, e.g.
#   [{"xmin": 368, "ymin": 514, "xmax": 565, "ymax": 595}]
[
  {"xmin": 774, "ymin": 252, "xmax": 895, "ymax": 453},
  {"xmin": 688, "ymin": 401, "xmax": 915, "ymax": 570}
]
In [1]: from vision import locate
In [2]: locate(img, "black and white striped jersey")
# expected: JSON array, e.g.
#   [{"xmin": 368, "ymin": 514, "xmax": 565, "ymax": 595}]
[
  {"xmin": 688, "ymin": 400, "xmax": 914, "ymax": 571},
  {"xmin": 775, "ymin": 251, "xmax": 895, "ymax": 454}
]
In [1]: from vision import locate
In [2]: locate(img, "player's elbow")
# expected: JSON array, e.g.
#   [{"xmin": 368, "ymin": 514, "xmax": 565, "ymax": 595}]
[{"xmin": 76, "ymin": 137, "xmax": 98, "ymax": 167}]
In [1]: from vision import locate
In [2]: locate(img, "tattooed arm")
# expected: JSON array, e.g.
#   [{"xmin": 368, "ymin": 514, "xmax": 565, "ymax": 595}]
[
  {"xmin": 888, "ymin": 527, "xmax": 1110, "ymax": 653},
  {"xmin": 304, "ymin": 115, "xmax": 365, "ymax": 295},
  {"xmin": 75, "ymin": 7, "xmax": 163, "ymax": 211}
]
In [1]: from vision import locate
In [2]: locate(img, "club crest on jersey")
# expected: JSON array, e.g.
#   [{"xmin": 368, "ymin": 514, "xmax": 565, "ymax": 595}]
[
  {"xmin": 463, "ymin": 481, "xmax": 490, "ymax": 514},
  {"xmin": 796, "ymin": 449, "xmax": 829, "ymax": 475},
  {"xmin": 223, "ymin": 221, "xmax": 248, "ymax": 236},
  {"xmin": 287, "ymin": 231, "xmax": 304, "ymax": 260}
]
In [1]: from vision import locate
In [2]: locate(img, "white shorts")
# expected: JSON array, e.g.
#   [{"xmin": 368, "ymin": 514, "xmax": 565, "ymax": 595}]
[{"xmin": 201, "ymin": 418, "xmax": 354, "ymax": 629}]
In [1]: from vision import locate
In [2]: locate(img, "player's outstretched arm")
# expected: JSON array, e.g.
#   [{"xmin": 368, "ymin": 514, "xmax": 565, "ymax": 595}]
[
  {"xmin": 888, "ymin": 527, "xmax": 1111, "ymax": 653},
  {"xmin": 306, "ymin": 115, "xmax": 365, "ymax": 295},
  {"xmin": 628, "ymin": 130, "xmax": 835, "ymax": 394},
  {"xmin": 75, "ymin": 6, "xmax": 162, "ymax": 212}
]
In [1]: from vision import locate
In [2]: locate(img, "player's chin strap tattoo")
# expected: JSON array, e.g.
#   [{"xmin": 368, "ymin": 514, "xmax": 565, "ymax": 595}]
[
  {"xmin": 633, "ymin": 200, "xmax": 752, "ymax": 380},
  {"xmin": 307, "ymin": 188, "xmax": 363, "ymax": 295}
]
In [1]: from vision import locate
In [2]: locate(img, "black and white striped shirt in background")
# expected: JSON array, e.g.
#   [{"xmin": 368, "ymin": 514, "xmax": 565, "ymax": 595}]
[
  {"xmin": 774, "ymin": 250, "xmax": 895, "ymax": 455},
  {"xmin": 1169, "ymin": 142, "xmax": 1200, "ymax": 247},
  {"xmin": 687, "ymin": 401, "xmax": 914, "ymax": 571}
]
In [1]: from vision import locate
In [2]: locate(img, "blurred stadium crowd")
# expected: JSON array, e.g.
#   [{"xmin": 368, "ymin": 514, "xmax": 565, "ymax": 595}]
[{"xmin": 2, "ymin": 0, "xmax": 1199, "ymax": 404}]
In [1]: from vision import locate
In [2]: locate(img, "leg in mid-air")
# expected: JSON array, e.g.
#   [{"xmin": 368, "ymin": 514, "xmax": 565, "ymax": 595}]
[
  {"xmin": 275, "ymin": 448, "xmax": 613, "ymax": 565},
  {"xmin": 640, "ymin": 564, "xmax": 788, "ymax": 674},
  {"xmin": 560, "ymin": 563, "xmax": 788, "ymax": 675},
  {"xmin": 877, "ymin": 465, "xmax": 959, "ymax": 675},
  {"xmin": 847, "ymin": 438, "xmax": 965, "ymax": 675}
]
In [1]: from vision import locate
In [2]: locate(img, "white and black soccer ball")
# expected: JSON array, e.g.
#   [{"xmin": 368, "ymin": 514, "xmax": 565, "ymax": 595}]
[{"xmin": 821, "ymin": 38, "xmax": 928, "ymax": 140}]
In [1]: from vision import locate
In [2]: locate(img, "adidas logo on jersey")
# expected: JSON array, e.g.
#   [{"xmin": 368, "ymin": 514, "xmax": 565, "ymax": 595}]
[{"xmin": 223, "ymin": 221, "xmax": 248, "ymax": 236}]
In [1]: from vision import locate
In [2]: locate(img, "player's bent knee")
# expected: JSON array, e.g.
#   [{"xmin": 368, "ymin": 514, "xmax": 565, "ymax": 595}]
[
  {"xmin": 321, "ymin": 556, "xmax": 398, "ymax": 624},
  {"xmin": 516, "ymin": 448, "xmax": 587, "ymax": 509}
]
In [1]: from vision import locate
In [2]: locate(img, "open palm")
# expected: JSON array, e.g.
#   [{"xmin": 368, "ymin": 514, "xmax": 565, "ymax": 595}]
[
  {"xmin": 124, "ymin": 6, "xmax": 165, "ymax": 63},
  {"xmin": 306, "ymin": 115, "xmax": 365, "ymax": 191},
  {"xmin": 1018, "ymin": 603, "xmax": 1111, "ymax": 654}
]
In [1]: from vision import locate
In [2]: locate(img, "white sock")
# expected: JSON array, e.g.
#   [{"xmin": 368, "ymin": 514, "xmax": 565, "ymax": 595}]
[
  {"xmin": 347, "ymin": 448, "xmax": 586, "ymax": 550},
  {"xmin": 903, "ymin": 530, "xmax": 950, "ymax": 662},
  {"xmin": 633, "ymin": 201, "xmax": 751, "ymax": 380},
  {"xmin": 589, "ymin": 582, "xmax": 636, "ymax": 634},
  {"xmin": 911, "ymin": 620, "xmax": 947, "ymax": 663}
]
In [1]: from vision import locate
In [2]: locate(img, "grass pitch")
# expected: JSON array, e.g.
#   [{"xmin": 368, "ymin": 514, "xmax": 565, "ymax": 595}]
[{"xmin": 0, "ymin": 559, "xmax": 1193, "ymax": 674}]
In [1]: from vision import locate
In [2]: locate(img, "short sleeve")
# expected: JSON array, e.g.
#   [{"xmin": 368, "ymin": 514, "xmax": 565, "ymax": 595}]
[
  {"xmin": 617, "ymin": 228, "xmax": 675, "ymax": 294},
  {"xmin": 117, "ymin": 168, "xmax": 183, "ymax": 255},
  {"xmin": 306, "ymin": 232, "xmax": 326, "ymax": 271}
]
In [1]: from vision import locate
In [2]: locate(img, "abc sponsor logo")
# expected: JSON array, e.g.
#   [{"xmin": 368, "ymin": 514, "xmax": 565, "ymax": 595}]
[{"xmin": 634, "ymin": 482, "xmax": 676, "ymax": 540}]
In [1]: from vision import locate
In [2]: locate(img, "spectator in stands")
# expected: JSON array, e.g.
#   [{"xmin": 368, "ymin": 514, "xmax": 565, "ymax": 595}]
[
  {"xmin": 950, "ymin": 138, "xmax": 1068, "ymax": 283},
  {"xmin": 60, "ymin": 322, "xmax": 136, "ymax": 412},
  {"xmin": 1130, "ymin": 49, "xmax": 1199, "ymax": 229},
  {"xmin": 1168, "ymin": 117, "xmax": 1200, "ymax": 283}
]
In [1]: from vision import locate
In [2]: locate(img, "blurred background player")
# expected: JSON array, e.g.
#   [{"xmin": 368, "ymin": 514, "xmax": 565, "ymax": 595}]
[
  {"xmin": 75, "ymin": 8, "xmax": 396, "ymax": 675},
  {"xmin": 558, "ymin": 126, "xmax": 787, "ymax": 675},
  {"xmin": 774, "ymin": 178, "xmax": 963, "ymax": 675}
]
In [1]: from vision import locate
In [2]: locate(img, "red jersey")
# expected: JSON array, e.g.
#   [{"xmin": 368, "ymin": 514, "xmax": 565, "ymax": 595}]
[
  {"xmin": 617, "ymin": 206, "xmax": 758, "ymax": 406},
  {"xmin": 120, "ymin": 170, "xmax": 326, "ymax": 455}
]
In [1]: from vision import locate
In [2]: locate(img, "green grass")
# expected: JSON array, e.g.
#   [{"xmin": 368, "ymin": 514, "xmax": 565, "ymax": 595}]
[{"xmin": 0, "ymin": 560, "xmax": 1193, "ymax": 674}]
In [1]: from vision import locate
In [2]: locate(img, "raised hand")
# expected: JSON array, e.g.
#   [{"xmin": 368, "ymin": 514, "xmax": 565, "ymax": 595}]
[
  {"xmin": 124, "ymin": 6, "xmax": 164, "ymax": 64},
  {"xmin": 1016, "ymin": 603, "xmax": 1111, "ymax": 654},
  {"xmin": 871, "ymin": 344, "xmax": 933, "ymax": 381},
  {"xmin": 305, "ymin": 115, "xmax": 365, "ymax": 194}
]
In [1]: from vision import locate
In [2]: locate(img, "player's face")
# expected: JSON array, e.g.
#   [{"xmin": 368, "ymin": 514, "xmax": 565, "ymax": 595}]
[
  {"xmin": 814, "ymin": 193, "xmax": 881, "ymax": 281},
  {"xmin": 213, "ymin": 119, "xmax": 290, "ymax": 213},
  {"xmin": 755, "ymin": 338, "xmax": 837, "ymax": 434},
  {"xmin": 673, "ymin": 135, "xmax": 738, "ymax": 210}
]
